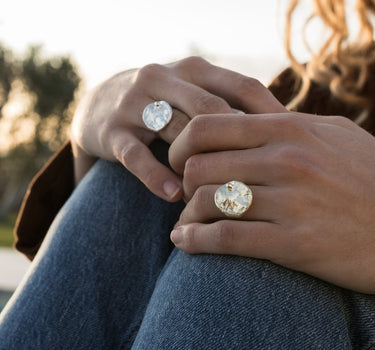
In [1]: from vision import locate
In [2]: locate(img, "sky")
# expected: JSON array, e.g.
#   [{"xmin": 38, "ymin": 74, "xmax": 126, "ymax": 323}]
[{"xmin": 0, "ymin": 0, "xmax": 311, "ymax": 88}]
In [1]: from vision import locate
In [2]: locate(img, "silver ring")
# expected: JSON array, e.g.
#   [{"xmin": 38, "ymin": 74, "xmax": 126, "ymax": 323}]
[
  {"xmin": 142, "ymin": 101, "xmax": 173, "ymax": 131},
  {"xmin": 214, "ymin": 180, "xmax": 253, "ymax": 217}
]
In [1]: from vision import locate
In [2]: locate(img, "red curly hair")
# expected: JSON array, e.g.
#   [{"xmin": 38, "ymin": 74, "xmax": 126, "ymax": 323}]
[{"xmin": 285, "ymin": 0, "xmax": 375, "ymax": 125}]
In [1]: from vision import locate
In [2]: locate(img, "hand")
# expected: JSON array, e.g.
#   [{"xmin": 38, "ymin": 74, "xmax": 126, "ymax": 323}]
[
  {"xmin": 70, "ymin": 57, "xmax": 284, "ymax": 202},
  {"xmin": 169, "ymin": 112, "xmax": 375, "ymax": 294}
]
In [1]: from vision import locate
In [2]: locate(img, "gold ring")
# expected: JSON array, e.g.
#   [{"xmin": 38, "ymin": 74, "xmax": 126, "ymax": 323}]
[{"xmin": 214, "ymin": 181, "xmax": 253, "ymax": 217}]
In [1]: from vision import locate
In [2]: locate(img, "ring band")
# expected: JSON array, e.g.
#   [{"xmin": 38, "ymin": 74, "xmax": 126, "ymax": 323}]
[
  {"xmin": 142, "ymin": 101, "xmax": 173, "ymax": 131},
  {"xmin": 214, "ymin": 181, "xmax": 253, "ymax": 217}
]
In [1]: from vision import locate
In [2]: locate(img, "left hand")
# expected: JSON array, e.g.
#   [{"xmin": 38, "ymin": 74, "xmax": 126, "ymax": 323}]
[
  {"xmin": 70, "ymin": 57, "xmax": 284, "ymax": 201},
  {"xmin": 169, "ymin": 112, "xmax": 375, "ymax": 294}
]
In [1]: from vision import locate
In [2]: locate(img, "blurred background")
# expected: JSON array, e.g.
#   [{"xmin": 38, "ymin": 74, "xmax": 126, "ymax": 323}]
[{"xmin": 0, "ymin": 0, "xmax": 315, "ymax": 309}]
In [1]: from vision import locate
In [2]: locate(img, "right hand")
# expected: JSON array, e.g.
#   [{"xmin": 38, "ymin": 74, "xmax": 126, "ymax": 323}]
[{"xmin": 71, "ymin": 56, "xmax": 284, "ymax": 202}]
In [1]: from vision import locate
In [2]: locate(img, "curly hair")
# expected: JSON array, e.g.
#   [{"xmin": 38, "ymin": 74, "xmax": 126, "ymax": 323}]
[{"xmin": 285, "ymin": 0, "xmax": 375, "ymax": 125}]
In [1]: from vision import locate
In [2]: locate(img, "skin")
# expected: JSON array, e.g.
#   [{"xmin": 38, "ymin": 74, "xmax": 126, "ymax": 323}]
[
  {"xmin": 71, "ymin": 57, "xmax": 375, "ymax": 294},
  {"xmin": 169, "ymin": 112, "xmax": 375, "ymax": 294},
  {"xmin": 71, "ymin": 57, "xmax": 282, "ymax": 201}
]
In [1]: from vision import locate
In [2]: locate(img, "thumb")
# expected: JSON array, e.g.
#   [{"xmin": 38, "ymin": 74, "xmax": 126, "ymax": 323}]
[{"xmin": 112, "ymin": 130, "xmax": 183, "ymax": 202}]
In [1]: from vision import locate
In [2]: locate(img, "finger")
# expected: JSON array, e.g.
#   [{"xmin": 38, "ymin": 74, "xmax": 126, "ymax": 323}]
[
  {"xmin": 156, "ymin": 107, "xmax": 191, "ymax": 144},
  {"xmin": 135, "ymin": 64, "xmax": 233, "ymax": 117},
  {"xmin": 169, "ymin": 112, "xmax": 326, "ymax": 175},
  {"xmin": 165, "ymin": 79, "xmax": 233, "ymax": 116},
  {"xmin": 121, "ymin": 92, "xmax": 191, "ymax": 142},
  {"xmin": 182, "ymin": 148, "xmax": 276, "ymax": 199},
  {"xmin": 131, "ymin": 95, "xmax": 223, "ymax": 146},
  {"xmin": 177, "ymin": 185, "xmax": 282, "ymax": 225},
  {"xmin": 169, "ymin": 114, "xmax": 273, "ymax": 174},
  {"xmin": 171, "ymin": 57, "xmax": 287, "ymax": 113},
  {"xmin": 170, "ymin": 220, "xmax": 287, "ymax": 260},
  {"xmin": 162, "ymin": 106, "xmax": 247, "ymax": 145},
  {"xmin": 111, "ymin": 129, "xmax": 183, "ymax": 202}
]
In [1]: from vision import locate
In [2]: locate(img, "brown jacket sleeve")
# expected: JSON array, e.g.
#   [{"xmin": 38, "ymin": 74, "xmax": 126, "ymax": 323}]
[{"xmin": 14, "ymin": 142, "xmax": 74, "ymax": 260}]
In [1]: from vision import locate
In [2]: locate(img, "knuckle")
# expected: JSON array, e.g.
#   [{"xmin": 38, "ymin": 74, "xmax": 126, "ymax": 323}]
[
  {"xmin": 213, "ymin": 221, "xmax": 235, "ymax": 251},
  {"xmin": 276, "ymin": 145, "xmax": 301, "ymax": 164},
  {"xmin": 187, "ymin": 114, "xmax": 210, "ymax": 137},
  {"xmin": 177, "ymin": 209, "xmax": 188, "ymax": 225},
  {"xmin": 118, "ymin": 142, "xmax": 142, "ymax": 166},
  {"xmin": 194, "ymin": 93, "xmax": 229, "ymax": 114},
  {"xmin": 115, "ymin": 89, "xmax": 138, "ymax": 116},
  {"xmin": 142, "ymin": 166, "xmax": 158, "ymax": 189},
  {"xmin": 183, "ymin": 115, "xmax": 210, "ymax": 146},
  {"xmin": 164, "ymin": 111, "xmax": 187, "ymax": 136},
  {"xmin": 183, "ymin": 224, "xmax": 199, "ymax": 250},
  {"xmin": 236, "ymin": 76, "xmax": 263, "ymax": 97},
  {"xmin": 183, "ymin": 155, "xmax": 202, "ymax": 184},
  {"xmin": 183, "ymin": 160, "xmax": 198, "ymax": 195},
  {"xmin": 117, "ymin": 87, "xmax": 137, "ymax": 109},
  {"xmin": 290, "ymin": 155, "xmax": 317, "ymax": 179},
  {"xmin": 177, "ymin": 56, "xmax": 208, "ymax": 70},
  {"xmin": 180, "ymin": 186, "xmax": 211, "ymax": 224},
  {"xmin": 273, "ymin": 145, "xmax": 316, "ymax": 179},
  {"xmin": 271, "ymin": 144, "xmax": 295, "ymax": 166},
  {"xmin": 191, "ymin": 186, "xmax": 210, "ymax": 211},
  {"xmin": 328, "ymin": 115, "xmax": 354, "ymax": 128},
  {"xmin": 274, "ymin": 114, "xmax": 308, "ymax": 136},
  {"xmin": 168, "ymin": 145, "xmax": 180, "ymax": 173},
  {"xmin": 135, "ymin": 63, "xmax": 165, "ymax": 84}
]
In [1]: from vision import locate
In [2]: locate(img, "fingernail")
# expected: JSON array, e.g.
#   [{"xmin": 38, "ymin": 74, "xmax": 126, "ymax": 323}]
[
  {"xmin": 170, "ymin": 227, "xmax": 183, "ymax": 245},
  {"xmin": 163, "ymin": 181, "xmax": 181, "ymax": 199}
]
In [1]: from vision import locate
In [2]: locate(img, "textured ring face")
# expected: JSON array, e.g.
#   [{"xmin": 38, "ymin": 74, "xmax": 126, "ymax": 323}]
[
  {"xmin": 142, "ymin": 101, "xmax": 173, "ymax": 131},
  {"xmin": 214, "ymin": 181, "xmax": 253, "ymax": 217}
]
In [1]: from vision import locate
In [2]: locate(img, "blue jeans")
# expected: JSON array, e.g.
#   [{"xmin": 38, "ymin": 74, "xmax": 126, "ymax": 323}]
[{"xmin": 1, "ymin": 141, "xmax": 375, "ymax": 350}]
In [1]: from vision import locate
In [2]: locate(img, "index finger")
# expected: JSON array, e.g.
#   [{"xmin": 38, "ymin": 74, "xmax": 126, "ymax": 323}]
[
  {"xmin": 169, "ymin": 114, "xmax": 277, "ymax": 174},
  {"xmin": 171, "ymin": 57, "xmax": 287, "ymax": 114},
  {"xmin": 169, "ymin": 111, "xmax": 327, "ymax": 175}
]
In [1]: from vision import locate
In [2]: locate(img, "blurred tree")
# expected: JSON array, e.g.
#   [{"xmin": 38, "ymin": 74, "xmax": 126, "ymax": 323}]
[
  {"xmin": 0, "ymin": 45, "xmax": 15, "ymax": 120},
  {"xmin": 0, "ymin": 43, "xmax": 81, "ymax": 218}
]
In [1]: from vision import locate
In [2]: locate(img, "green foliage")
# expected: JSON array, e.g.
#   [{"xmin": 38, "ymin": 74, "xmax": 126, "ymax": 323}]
[
  {"xmin": 22, "ymin": 46, "xmax": 80, "ymax": 120},
  {"xmin": 0, "ymin": 46, "xmax": 15, "ymax": 119},
  {"xmin": 0, "ymin": 43, "xmax": 82, "ymax": 217},
  {"xmin": 0, "ymin": 213, "xmax": 16, "ymax": 247},
  {"xmin": 19, "ymin": 46, "xmax": 81, "ymax": 153}
]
